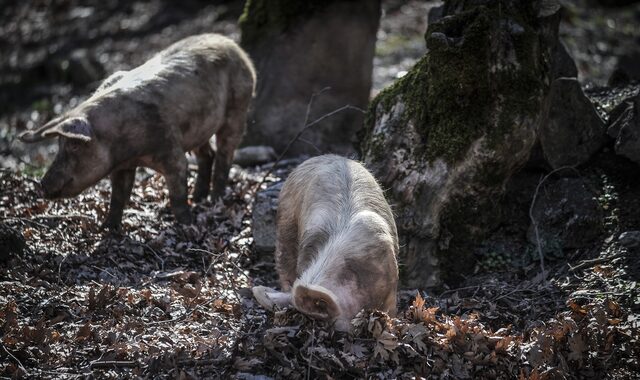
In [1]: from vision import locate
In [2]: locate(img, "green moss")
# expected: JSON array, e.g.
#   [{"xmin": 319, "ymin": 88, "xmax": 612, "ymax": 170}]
[
  {"xmin": 358, "ymin": 55, "xmax": 430, "ymax": 161},
  {"xmin": 239, "ymin": 0, "xmax": 340, "ymax": 47},
  {"xmin": 361, "ymin": 2, "xmax": 545, "ymax": 165},
  {"xmin": 424, "ymin": 8, "xmax": 493, "ymax": 162}
]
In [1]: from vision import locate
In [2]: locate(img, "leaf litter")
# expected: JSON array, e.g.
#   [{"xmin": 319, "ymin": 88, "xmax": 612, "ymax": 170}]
[{"xmin": 1, "ymin": 163, "xmax": 639, "ymax": 379}]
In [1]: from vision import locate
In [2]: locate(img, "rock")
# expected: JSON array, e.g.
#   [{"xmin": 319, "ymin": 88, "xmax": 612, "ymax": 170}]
[
  {"xmin": 359, "ymin": 0, "xmax": 561, "ymax": 287},
  {"xmin": 524, "ymin": 29, "xmax": 577, "ymax": 171},
  {"xmin": 607, "ymin": 97, "xmax": 635, "ymax": 138},
  {"xmin": 551, "ymin": 40, "xmax": 578, "ymax": 79},
  {"xmin": 528, "ymin": 177, "xmax": 603, "ymax": 252},
  {"xmin": 427, "ymin": 4, "xmax": 444, "ymax": 25},
  {"xmin": 607, "ymin": 93, "xmax": 640, "ymax": 164},
  {"xmin": 0, "ymin": 223, "xmax": 26, "ymax": 262},
  {"xmin": 526, "ymin": 26, "xmax": 577, "ymax": 170},
  {"xmin": 539, "ymin": 78, "xmax": 606, "ymax": 168},
  {"xmin": 586, "ymin": 83, "xmax": 640, "ymax": 122},
  {"xmin": 618, "ymin": 231, "xmax": 640, "ymax": 248},
  {"xmin": 234, "ymin": 146, "xmax": 277, "ymax": 167},
  {"xmin": 609, "ymin": 51, "xmax": 640, "ymax": 86},
  {"xmin": 240, "ymin": 0, "xmax": 380, "ymax": 157},
  {"xmin": 252, "ymin": 182, "xmax": 282, "ymax": 253}
]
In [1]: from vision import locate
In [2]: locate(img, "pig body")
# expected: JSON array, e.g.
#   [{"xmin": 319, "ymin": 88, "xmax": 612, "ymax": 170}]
[
  {"xmin": 19, "ymin": 34, "xmax": 256, "ymax": 227},
  {"xmin": 253, "ymin": 155, "xmax": 398, "ymax": 331}
]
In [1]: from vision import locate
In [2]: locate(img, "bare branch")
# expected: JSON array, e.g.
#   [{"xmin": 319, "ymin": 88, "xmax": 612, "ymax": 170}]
[
  {"xmin": 1, "ymin": 343, "xmax": 30, "ymax": 377},
  {"xmin": 253, "ymin": 102, "xmax": 365, "ymax": 197},
  {"xmin": 529, "ymin": 166, "xmax": 579, "ymax": 283}
]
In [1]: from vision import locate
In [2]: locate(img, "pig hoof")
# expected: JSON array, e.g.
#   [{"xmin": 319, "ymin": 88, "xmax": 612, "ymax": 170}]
[
  {"xmin": 252, "ymin": 286, "xmax": 292, "ymax": 311},
  {"xmin": 252, "ymin": 286, "xmax": 276, "ymax": 310}
]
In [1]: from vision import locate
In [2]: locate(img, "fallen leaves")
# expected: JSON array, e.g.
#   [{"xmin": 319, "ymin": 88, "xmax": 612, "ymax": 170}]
[
  {"xmin": 0, "ymin": 168, "xmax": 256, "ymax": 378},
  {"xmin": 1, "ymin": 167, "xmax": 639, "ymax": 379}
]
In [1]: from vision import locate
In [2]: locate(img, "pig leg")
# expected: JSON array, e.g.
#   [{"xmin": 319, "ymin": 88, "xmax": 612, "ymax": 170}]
[
  {"xmin": 211, "ymin": 127, "xmax": 242, "ymax": 199},
  {"xmin": 193, "ymin": 143, "xmax": 215, "ymax": 202},
  {"xmin": 274, "ymin": 193, "xmax": 299, "ymax": 291},
  {"xmin": 103, "ymin": 168, "xmax": 136, "ymax": 230},
  {"xmin": 275, "ymin": 241, "xmax": 298, "ymax": 291},
  {"xmin": 159, "ymin": 150, "xmax": 192, "ymax": 224}
]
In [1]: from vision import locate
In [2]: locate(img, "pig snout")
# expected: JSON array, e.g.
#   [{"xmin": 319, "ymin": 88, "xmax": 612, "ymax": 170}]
[
  {"xmin": 40, "ymin": 171, "xmax": 71, "ymax": 199},
  {"xmin": 292, "ymin": 283, "xmax": 341, "ymax": 322}
]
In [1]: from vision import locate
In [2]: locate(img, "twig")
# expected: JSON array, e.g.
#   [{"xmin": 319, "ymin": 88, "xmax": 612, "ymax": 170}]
[
  {"xmin": 0, "ymin": 217, "xmax": 49, "ymax": 229},
  {"xmin": 33, "ymin": 214, "xmax": 93, "ymax": 221},
  {"xmin": 90, "ymin": 360, "xmax": 138, "ymax": 369},
  {"xmin": 529, "ymin": 166, "xmax": 579, "ymax": 284},
  {"xmin": 1, "ymin": 343, "xmax": 30, "ymax": 377},
  {"xmin": 306, "ymin": 321, "xmax": 316, "ymax": 380},
  {"xmin": 252, "ymin": 88, "xmax": 365, "ymax": 197},
  {"xmin": 493, "ymin": 286, "xmax": 535, "ymax": 302},
  {"xmin": 57, "ymin": 254, "xmax": 69, "ymax": 285},
  {"xmin": 439, "ymin": 285, "xmax": 493, "ymax": 297},
  {"xmin": 298, "ymin": 138, "xmax": 323, "ymax": 155},
  {"xmin": 570, "ymin": 291, "xmax": 626, "ymax": 297},
  {"xmin": 188, "ymin": 247, "xmax": 224, "ymax": 275},
  {"xmin": 568, "ymin": 253, "xmax": 624, "ymax": 272},
  {"xmin": 29, "ymin": 368, "xmax": 84, "ymax": 378},
  {"xmin": 224, "ymin": 256, "xmax": 251, "ymax": 281},
  {"xmin": 91, "ymin": 265, "xmax": 116, "ymax": 279},
  {"xmin": 142, "ymin": 242, "xmax": 164, "ymax": 271},
  {"xmin": 304, "ymin": 87, "xmax": 332, "ymax": 126},
  {"xmin": 176, "ymin": 357, "xmax": 228, "ymax": 367}
]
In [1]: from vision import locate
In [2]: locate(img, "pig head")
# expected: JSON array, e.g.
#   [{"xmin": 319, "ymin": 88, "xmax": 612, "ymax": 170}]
[
  {"xmin": 18, "ymin": 113, "xmax": 112, "ymax": 198},
  {"xmin": 253, "ymin": 155, "xmax": 399, "ymax": 331}
]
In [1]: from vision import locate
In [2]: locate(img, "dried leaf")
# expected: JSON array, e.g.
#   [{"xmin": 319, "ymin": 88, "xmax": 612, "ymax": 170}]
[{"xmin": 76, "ymin": 321, "xmax": 92, "ymax": 341}]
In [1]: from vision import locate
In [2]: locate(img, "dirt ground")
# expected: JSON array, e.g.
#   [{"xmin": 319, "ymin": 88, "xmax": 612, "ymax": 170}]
[{"xmin": 1, "ymin": 0, "xmax": 640, "ymax": 379}]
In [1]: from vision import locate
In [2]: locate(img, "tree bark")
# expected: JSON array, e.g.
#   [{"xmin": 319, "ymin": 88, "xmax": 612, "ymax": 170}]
[
  {"xmin": 359, "ymin": 0, "xmax": 562, "ymax": 288},
  {"xmin": 239, "ymin": 0, "xmax": 380, "ymax": 157}
]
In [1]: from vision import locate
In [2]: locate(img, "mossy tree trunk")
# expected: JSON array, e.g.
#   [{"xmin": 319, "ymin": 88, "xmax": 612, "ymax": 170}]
[
  {"xmin": 239, "ymin": 0, "xmax": 381, "ymax": 157},
  {"xmin": 359, "ymin": 0, "xmax": 562, "ymax": 288}
]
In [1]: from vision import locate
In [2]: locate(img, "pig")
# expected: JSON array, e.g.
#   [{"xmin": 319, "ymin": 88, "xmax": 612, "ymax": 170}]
[
  {"xmin": 252, "ymin": 155, "xmax": 399, "ymax": 331},
  {"xmin": 18, "ymin": 34, "xmax": 256, "ymax": 228}
]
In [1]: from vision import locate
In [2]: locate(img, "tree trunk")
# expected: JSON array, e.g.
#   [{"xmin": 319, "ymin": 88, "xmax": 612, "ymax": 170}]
[
  {"xmin": 359, "ymin": 0, "xmax": 562, "ymax": 288},
  {"xmin": 239, "ymin": 0, "xmax": 380, "ymax": 156}
]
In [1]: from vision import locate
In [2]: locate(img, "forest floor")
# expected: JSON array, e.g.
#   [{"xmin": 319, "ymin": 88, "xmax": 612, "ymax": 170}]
[
  {"xmin": 1, "ymin": 153, "xmax": 639, "ymax": 379},
  {"xmin": 1, "ymin": 0, "xmax": 640, "ymax": 379}
]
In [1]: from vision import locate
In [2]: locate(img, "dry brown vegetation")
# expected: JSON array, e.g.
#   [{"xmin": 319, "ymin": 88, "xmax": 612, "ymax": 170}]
[{"xmin": 1, "ymin": 164, "xmax": 639, "ymax": 379}]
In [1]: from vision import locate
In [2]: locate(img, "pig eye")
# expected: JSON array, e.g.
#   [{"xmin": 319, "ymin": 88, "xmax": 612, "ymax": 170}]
[{"xmin": 66, "ymin": 142, "xmax": 80, "ymax": 153}]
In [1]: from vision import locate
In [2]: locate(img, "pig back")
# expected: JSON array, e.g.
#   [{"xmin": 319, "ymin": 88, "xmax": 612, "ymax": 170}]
[
  {"xmin": 91, "ymin": 34, "xmax": 256, "ymax": 152},
  {"xmin": 156, "ymin": 34, "xmax": 256, "ymax": 148},
  {"xmin": 275, "ymin": 155, "xmax": 399, "ymax": 320}
]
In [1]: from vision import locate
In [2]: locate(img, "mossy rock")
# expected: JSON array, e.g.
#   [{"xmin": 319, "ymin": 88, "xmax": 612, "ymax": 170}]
[
  {"xmin": 360, "ymin": 0, "xmax": 561, "ymax": 287},
  {"xmin": 362, "ymin": 3, "xmax": 546, "ymax": 165}
]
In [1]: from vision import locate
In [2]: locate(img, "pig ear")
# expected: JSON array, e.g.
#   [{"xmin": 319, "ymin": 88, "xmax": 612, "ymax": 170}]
[
  {"xmin": 42, "ymin": 117, "xmax": 93, "ymax": 142},
  {"xmin": 18, "ymin": 117, "xmax": 63, "ymax": 143}
]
